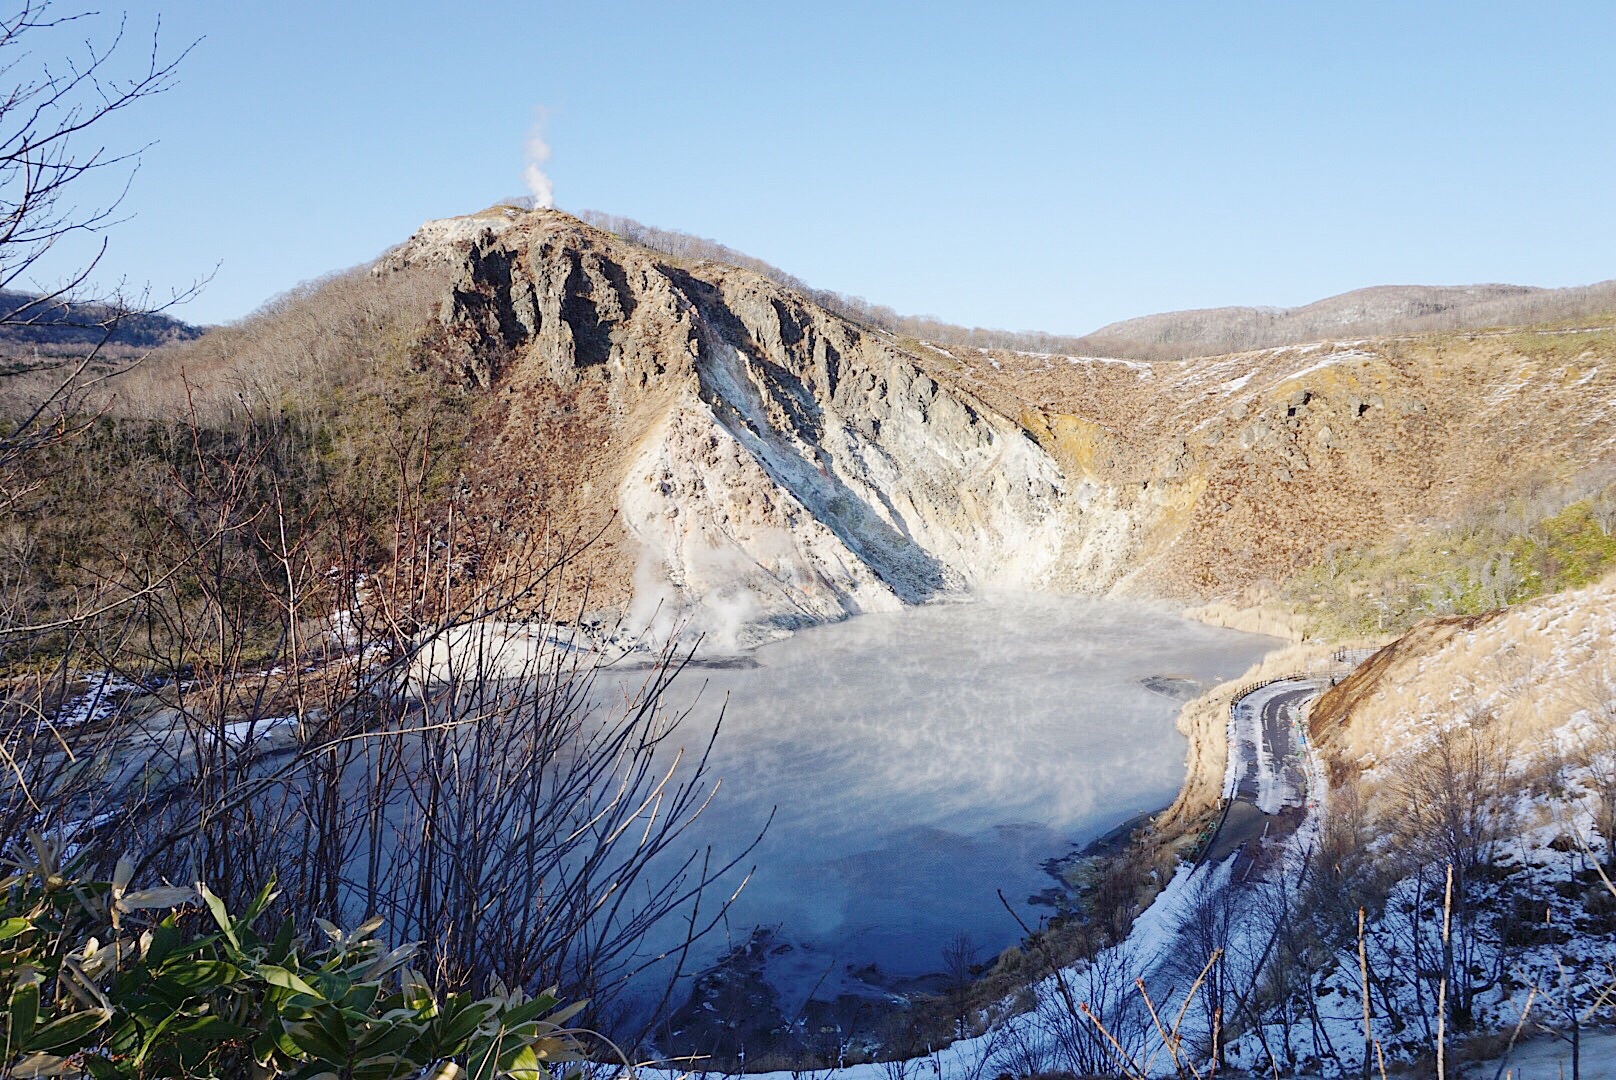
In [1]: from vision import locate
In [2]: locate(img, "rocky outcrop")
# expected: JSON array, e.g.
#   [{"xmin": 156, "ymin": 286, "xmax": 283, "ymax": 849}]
[{"xmin": 384, "ymin": 210, "xmax": 1111, "ymax": 644}]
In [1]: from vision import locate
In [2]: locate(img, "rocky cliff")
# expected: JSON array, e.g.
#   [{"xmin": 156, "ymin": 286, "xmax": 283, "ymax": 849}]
[
  {"xmin": 383, "ymin": 210, "xmax": 1093, "ymax": 645},
  {"xmin": 377, "ymin": 208, "xmax": 1616, "ymax": 644}
]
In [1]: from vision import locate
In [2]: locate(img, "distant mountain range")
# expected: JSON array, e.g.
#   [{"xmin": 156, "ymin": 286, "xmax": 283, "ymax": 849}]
[
  {"xmin": 0, "ymin": 290, "xmax": 203, "ymax": 351},
  {"xmin": 1074, "ymin": 281, "xmax": 1616, "ymax": 360}
]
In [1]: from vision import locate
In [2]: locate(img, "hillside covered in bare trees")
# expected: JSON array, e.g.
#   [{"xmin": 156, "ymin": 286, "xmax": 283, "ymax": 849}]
[{"xmin": 1078, "ymin": 280, "xmax": 1616, "ymax": 360}]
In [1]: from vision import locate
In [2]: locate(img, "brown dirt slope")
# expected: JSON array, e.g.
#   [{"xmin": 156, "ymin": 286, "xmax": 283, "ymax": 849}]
[{"xmin": 915, "ymin": 328, "xmax": 1616, "ymax": 599}]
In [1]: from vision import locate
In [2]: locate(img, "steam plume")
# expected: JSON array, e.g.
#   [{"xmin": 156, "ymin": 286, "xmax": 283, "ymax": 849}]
[{"xmin": 523, "ymin": 109, "xmax": 554, "ymax": 209}]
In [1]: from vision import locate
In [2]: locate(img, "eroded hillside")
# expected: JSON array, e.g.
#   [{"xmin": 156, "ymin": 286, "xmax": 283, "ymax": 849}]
[
  {"xmin": 371, "ymin": 208, "xmax": 1616, "ymax": 641},
  {"xmin": 384, "ymin": 210, "xmax": 1085, "ymax": 643}
]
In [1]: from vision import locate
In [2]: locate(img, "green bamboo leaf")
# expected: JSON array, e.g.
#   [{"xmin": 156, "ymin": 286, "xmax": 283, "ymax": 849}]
[
  {"xmin": 195, "ymin": 883, "xmax": 239, "ymax": 948},
  {"xmin": 135, "ymin": 1011, "xmax": 181, "ymax": 1065},
  {"xmin": 170, "ymin": 1014, "xmax": 256, "ymax": 1041},
  {"xmin": 8, "ymin": 972, "xmax": 42, "ymax": 1044},
  {"xmin": 258, "ymin": 964, "xmax": 322, "ymax": 999},
  {"xmin": 339, "ymin": 981, "xmax": 380, "ymax": 1015},
  {"xmin": 430, "ymin": 1000, "xmax": 491, "ymax": 1051},
  {"xmin": 500, "ymin": 1045, "xmax": 545, "ymax": 1080},
  {"xmin": 352, "ymin": 1058, "xmax": 418, "ymax": 1080},
  {"xmin": 401, "ymin": 978, "xmax": 434, "ymax": 1015},
  {"xmin": 83, "ymin": 1053, "xmax": 121, "ymax": 1080},
  {"xmin": 269, "ymin": 1024, "xmax": 302, "ymax": 1059},
  {"xmin": 0, "ymin": 917, "xmax": 31, "ymax": 941},
  {"xmin": 23, "ymin": 1009, "xmax": 109, "ymax": 1053},
  {"xmin": 241, "ymin": 878, "xmax": 279, "ymax": 925},
  {"xmin": 285, "ymin": 1020, "xmax": 349, "ymax": 1064},
  {"xmin": 467, "ymin": 1040, "xmax": 500, "ymax": 1080},
  {"xmin": 154, "ymin": 959, "xmax": 242, "ymax": 992},
  {"xmin": 352, "ymin": 1019, "xmax": 419, "ymax": 1057},
  {"xmin": 144, "ymin": 921, "xmax": 183, "ymax": 965},
  {"xmin": 268, "ymin": 916, "xmax": 295, "ymax": 963},
  {"xmin": 493, "ymin": 998, "xmax": 549, "ymax": 1029}
]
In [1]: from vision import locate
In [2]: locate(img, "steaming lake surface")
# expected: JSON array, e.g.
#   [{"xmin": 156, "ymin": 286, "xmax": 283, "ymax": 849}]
[{"xmin": 615, "ymin": 595, "xmax": 1279, "ymax": 1008}]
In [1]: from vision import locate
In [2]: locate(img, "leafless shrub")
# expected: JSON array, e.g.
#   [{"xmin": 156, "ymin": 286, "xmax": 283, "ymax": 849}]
[
  {"xmin": 0, "ymin": 395, "xmax": 756, "ymax": 1051},
  {"xmin": 1383, "ymin": 719, "xmax": 1517, "ymax": 1027},
  {"xmin": 102, "ymin": 263, "xmax": 449, "ymax": 424},
  {"xmin": 1572, "ymin": 661, "xmax": 1616, "ymax": 866}
]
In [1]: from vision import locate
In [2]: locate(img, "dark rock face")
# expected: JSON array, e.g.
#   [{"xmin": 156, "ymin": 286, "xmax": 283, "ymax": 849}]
[{"xmin": 440, "ymin": 230, "xmax": 680, "ymax": 391}]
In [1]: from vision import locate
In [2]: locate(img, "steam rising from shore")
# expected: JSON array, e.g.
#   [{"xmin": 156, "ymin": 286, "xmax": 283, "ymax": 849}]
[{"xmin": 613, "ymin": 595, "xmax": 1282, "ymax": 1001}]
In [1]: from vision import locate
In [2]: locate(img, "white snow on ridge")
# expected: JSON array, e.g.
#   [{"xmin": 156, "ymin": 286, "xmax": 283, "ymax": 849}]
[
  {"xmin": 1171, "ymin": 353, "xmax": 1252, "ymax": 390},
  {"xmin": 1213, "ymin": 370, "xmax": 1256, "ymax": 395},
  {"xmin": 1274, "ymin": 350, "xmax": 1370, "ymax": 385},
  {"xmin": 1060, "ymin": 354, "xmax": 1156, "ymax": 376}
]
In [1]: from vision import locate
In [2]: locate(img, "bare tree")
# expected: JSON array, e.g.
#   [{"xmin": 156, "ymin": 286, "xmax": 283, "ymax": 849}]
[
  {"xmin": 0, "ymin": 2, "xmax": 189, "ymax": 310},
  {"xmin": 1385, "ymin": 717, "xmax": 1516, "ymax": 1028},
  {"xmin": 941, "ymin": 931, "xmax": 977, "ymax": 1037},
  {"xmin": 0, "ymin": 1, "xmax": 198, "ymax": 505},
  {"xmin": 1572, "ymin": 661, "xmax": 1616, "ymax": 867},
  {"xmin": 0, "ymin": 3, "xmax": 198, "ymax": 845},
  {"xmin": 0, "ymin": 380, "xmax": 760, "ymax": 1049}
]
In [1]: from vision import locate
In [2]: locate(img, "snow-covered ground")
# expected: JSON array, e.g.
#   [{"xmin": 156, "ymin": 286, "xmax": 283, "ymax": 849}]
[
  {"xmin": 49, "ymin": 671, "xmax": 144, "ymax": 729},
  {"xmin": 1222, "ymin": 780, "xmax": 1616, "ymax": 1076},
  {"xmin": 1459, "ymin": 1030, "xmax": 1616, "ymax": 1079}
]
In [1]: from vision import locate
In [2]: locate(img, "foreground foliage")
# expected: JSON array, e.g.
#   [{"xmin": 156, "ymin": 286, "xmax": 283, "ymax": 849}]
[{"xmin": 0, "ymin": 836, "xmax": 591, "ymax": 1079}]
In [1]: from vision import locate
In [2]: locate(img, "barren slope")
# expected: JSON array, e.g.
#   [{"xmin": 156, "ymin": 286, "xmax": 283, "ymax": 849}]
[
  {"xmin": 370, "ymin": 209, "xmax": 1616, "ymax": 640},
  {"xmin": 384, "ymin": 210, "xmax": 1079, "ymax": 642}
]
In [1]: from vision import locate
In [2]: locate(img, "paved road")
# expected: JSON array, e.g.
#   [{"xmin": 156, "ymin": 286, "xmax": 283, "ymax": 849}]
[
  {"xmin": 1203, "ymin": 678, "xmax": 1326, "ymax": 865},
  {"xmin": 1228, "ymin": 684, "xmax": 1317, "ymax": 813}
]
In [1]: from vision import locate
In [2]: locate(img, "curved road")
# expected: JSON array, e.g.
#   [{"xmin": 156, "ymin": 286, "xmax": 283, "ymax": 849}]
[{"xmin": 1203, "ymin": 678, "xmax": 1326, "ymax": 865}]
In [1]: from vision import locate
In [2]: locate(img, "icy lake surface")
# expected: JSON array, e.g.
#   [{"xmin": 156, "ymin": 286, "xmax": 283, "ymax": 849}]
[{"xmin": 617, "ymin": 595, "xmax": 1279, "ymax": 1006}]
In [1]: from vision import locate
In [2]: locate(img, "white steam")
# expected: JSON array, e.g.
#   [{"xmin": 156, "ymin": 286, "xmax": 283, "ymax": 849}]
[{"xmin": 522, "ymin": 110, "xmax": 554, "ymax": 209}]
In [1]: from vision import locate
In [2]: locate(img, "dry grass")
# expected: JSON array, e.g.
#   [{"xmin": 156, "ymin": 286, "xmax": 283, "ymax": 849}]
[{"xmin": 1310, "ymin": 573, "xmax": 1616, "ymax": 778}]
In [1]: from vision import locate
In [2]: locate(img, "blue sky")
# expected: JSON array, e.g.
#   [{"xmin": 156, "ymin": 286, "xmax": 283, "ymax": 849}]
[{"xmin": 27, "ymin": 1, "xmax": 1616, "ymax": 332}]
